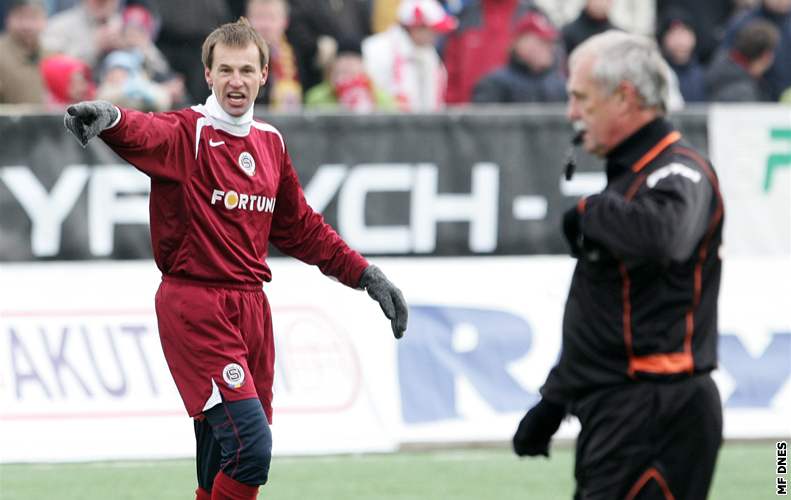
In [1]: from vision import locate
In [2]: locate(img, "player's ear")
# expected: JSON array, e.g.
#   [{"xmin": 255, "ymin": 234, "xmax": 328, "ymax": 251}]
[
  {"xmin": 204, "ymin": 66, "xmax": 213, "ymax": 89},
  {"xmin": 260, "ymin": 64, "xmax": 269, "ymax": 87}
]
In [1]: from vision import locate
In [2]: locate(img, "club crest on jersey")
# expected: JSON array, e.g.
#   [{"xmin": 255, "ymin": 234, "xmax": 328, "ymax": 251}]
[
  {"xmin": 238, "ymin": 151, "xmax": 256, "ymax": 176},
  {"xmin": 222, "ymin": 363, "xmax": 245, "ymax": 389}
]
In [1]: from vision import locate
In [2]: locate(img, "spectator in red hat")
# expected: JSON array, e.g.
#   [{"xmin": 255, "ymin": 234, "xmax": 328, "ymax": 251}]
[
  {"xmin": 362, "ymin": 0, "xmax": 457, "ymax": 111},
  {"xmin": 473, "ymin": 10, "xmax": 566, "ymax": 103},
  {"xmin": 40, "ymin": 53, "xmax": 96, "ymax": 109},
  {"xmin": 441, "ymin": 0, "xmax": 536, "ymax": 104}
]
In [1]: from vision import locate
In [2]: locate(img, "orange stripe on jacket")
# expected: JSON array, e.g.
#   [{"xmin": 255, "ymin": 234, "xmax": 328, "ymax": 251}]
[
  {"xmin": 629, "ymin": 352, "xmax": 694, "ymax": 376},
  {"xmin": 631, "ymin": 131, "xmax": 682, "ymax": 173},
  {"xmin": 619, "ymin": 263, "xmax": 635, "ymax": 376},
  {"xmin": 620, "ymin": 132, "xmax": 707, "ymax": 377}
]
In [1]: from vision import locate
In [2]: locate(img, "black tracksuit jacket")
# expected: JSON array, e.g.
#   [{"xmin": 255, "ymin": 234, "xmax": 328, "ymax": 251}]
[{"xmin": 542, "ymin": 118, "xmax": 725, "ymax": 405}]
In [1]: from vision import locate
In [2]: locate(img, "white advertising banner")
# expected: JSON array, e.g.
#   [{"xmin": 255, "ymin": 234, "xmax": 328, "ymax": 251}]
[
  {"xmin": 1, "ymin": 256, "xmax": 789, "ymax": 462},
  {"xmin": 708, "ymin": 104, "xmax": 791, "ymax": 257},
  {"xmin": 0, "ymin": 261, "xmax": 399, "ymax": 462},
  {"xmin": 385, "ymin": 257, "xmax": 790, "ymax": 443}
]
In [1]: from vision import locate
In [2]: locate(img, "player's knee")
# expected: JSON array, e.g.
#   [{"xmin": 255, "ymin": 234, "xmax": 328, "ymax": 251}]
[
  {"xmin": 239, "ymin": 426, "xmax": 272, "ymax": 485},
  {"xmin": 205, "ymin": 399, "xmax": 273, "ymax": 486}
]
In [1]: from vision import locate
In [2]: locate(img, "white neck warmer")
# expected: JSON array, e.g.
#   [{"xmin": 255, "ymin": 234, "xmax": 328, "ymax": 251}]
[{"xmin": 193, "ymin": 90, "xmax": 255, "ymax": 136}]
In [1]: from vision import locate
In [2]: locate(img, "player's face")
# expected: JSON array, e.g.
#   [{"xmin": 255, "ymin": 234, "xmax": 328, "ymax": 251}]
[
  {"xmin": 205, "ymin": 42, "xmax": 268, "ymax": 116},
  {"xmin": 566, "ymin": 56, "xmax": 622, "ymax": 157}
]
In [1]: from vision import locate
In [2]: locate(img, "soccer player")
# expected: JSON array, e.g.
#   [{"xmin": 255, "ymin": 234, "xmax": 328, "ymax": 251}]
[
  {"xmin": 63, "ymin": 18, "xmax": 408, "ymax": 500},
  {"xmin": 512, "ymin": 31, "xmax": 724, "ymax": 500}
]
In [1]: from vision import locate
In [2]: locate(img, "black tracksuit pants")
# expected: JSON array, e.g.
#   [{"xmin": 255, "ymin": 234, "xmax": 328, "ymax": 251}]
[{"xmin": 571, "ymin": 373, "xmax": 722, "ymax": 500}]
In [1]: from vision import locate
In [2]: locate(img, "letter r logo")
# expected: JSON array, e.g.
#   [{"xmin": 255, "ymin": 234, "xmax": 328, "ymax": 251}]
[{"xmin": 397, "ymin": 305, "xmax": 536, "ymax": 423}]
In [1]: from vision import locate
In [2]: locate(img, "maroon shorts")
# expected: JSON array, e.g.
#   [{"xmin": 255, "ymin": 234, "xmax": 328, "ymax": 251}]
[{"xmin": 155, "ymin": 276, "xmax": 275, "ymax": 422}]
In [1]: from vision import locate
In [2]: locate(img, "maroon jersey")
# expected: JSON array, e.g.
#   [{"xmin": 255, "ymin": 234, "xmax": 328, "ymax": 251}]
[{"xmin": 99, "ymin": 97, "xmax": 367, "ymax": 287}]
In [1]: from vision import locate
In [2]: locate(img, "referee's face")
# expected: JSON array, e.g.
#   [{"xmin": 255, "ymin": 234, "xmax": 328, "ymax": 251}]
[
  {"xmin": 566, "ymin": 55, "xmax": 621, "ymax": 157},
  {"xmin": 205, "ymin": 42, "xmax": 269, "ymax": 116}
]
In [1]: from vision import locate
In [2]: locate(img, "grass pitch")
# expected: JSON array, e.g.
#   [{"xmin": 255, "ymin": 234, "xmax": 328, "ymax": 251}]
[{"xmin": 0, "ymin": 441, "xmax": 776, "ymax": 499}]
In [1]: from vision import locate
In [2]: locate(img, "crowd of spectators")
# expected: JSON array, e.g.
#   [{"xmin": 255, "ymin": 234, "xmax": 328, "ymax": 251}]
[{"xmin": 1, "ymin": 0, "xmax": 790, "ymax": 112}]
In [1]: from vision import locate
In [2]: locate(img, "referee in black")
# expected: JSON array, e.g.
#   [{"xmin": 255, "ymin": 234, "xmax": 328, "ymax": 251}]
[{"xmin": 513, "ymin": 30, "xmax": 724, "ymax": 500}]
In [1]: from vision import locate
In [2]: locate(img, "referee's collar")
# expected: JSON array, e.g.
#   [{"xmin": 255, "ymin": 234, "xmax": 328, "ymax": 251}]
[{"xmin": 605, "ymin": 118, "xmax": 675, "ymax": 179}]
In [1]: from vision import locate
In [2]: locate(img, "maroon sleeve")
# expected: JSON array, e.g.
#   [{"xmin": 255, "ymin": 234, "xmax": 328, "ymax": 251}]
[
  {"xmin": 269, "ymin": 151, "xmax": 368, "ymax": 288},
  {"xmin": 99, "ymin": 107, "xmax": 194, "ymax": 182}
]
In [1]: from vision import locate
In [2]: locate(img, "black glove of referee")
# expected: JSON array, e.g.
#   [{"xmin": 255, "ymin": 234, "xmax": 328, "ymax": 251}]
[
  {"xmin": 562, "ymin": 204, "xmax": 583, "ymax": 258},
  {"xmin": 513, "ymin": 398, "xmax": 565, "ymax": 457},
  {"xmin": 359, "ymin": 265, "xmax": 408, "ymax": 339},
  {"xmin": 63, "ymin": 100, "xmax": 119, "ymax": 147}
]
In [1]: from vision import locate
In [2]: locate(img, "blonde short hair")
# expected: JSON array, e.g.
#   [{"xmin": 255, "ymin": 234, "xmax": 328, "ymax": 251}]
[{"xmin": 201, "ymin": 17, "xmax": 269, "ymax": 70}]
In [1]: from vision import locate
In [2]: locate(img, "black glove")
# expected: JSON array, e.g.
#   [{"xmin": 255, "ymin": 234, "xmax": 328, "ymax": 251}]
[
  {"xmin": 63, "ymin": 100, "xmax": 119, "ymax": 147},
  {"xmin": 512, "ymin": 398, "xmax": 565, "ymax": 457},
  {"xmin": 562, "ymin": 204, "xmax": 583, "ymax": 257},
  {"xmin": 359, "ymin": 265, "xmax": 408, "ymax": 339}
]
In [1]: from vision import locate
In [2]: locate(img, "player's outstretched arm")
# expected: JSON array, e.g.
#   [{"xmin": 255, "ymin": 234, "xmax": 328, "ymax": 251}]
[
  {"xmin": 63, "ymin": 100, "xmax": 119, "ymax": 147},
  {"xmin": 359, "ymin": 265, "xmax": 408, "ymax": 339}
]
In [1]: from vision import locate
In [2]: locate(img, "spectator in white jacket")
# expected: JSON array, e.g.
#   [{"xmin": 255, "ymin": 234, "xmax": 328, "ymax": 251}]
[{"xmin": 362, "ymin": 0, "xmax": 457, "ymax": 111}]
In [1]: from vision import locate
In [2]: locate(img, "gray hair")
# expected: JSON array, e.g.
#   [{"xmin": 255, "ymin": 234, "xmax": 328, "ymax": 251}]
[{"xmin": 569, "ymin": 30, "xmax": 671, "ymax": 112}]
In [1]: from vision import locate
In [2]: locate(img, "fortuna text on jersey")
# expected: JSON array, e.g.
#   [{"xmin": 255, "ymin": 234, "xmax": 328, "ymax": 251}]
[{"xmin": 211, "ymin": 189, "xmax": 276, "ymax": 212}]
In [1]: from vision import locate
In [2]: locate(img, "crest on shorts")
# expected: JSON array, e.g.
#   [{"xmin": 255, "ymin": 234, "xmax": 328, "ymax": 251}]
[
  {"xmin": 222, "ymin": 363, "xmax": 245, "ymax": 389},
  {"xmin": 238, "ymin": 151, "xmax": 256, "ymax": 176}
]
